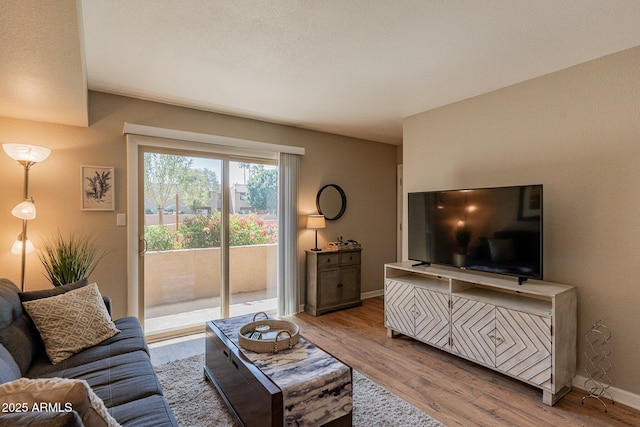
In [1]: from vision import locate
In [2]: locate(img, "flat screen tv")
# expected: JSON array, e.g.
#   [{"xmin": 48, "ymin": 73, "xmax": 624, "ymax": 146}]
[{"xmin": 408, "ymin": 185, "xmax": 543, "ymax": 281}]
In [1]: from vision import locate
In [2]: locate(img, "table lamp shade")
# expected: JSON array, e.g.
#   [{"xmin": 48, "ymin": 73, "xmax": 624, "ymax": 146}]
[{"xmin": 307, "ymin": 215, "xmax": 326, "ymax": 229}]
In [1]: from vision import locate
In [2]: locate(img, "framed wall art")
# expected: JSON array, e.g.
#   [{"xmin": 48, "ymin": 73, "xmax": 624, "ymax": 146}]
[{"xmin": 81, "ymin": 166, "xmax": 115, "ymax": 211}]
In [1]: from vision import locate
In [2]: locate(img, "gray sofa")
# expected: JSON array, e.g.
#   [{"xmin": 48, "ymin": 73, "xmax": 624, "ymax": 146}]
[{"xmin": 0, "ymin": 278, "xmax": 178, "ymax": 426}]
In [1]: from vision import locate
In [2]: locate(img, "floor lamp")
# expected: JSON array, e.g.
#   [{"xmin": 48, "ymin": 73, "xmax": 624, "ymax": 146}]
[{"xmin": 3, "ymin": 143, "xmax": 51, "ymax": 291}]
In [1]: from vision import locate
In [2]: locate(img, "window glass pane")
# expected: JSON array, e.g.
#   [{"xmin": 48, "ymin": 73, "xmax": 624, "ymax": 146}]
[
  {"xmin": 143, "ymin": 152, "xmax": 223, "ymax": 336},
  {"xmin": 229, "ymin": 160, "xmax": 278, "ymax": 317}
]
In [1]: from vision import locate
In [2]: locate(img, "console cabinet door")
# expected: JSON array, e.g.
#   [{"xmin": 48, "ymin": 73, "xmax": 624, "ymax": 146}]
[
  {"xmin": 451, "ymin": 296, "xmax": 496, "ymax": 367},
  {"xmin": 414, "ymin": 287, "xmax": 450, "ymax": 350},
  {"xmin": 495, "ymin": 307, "xmax": 552, "ymax": 388},
  {"xmin": 318, "ymin": 267, "xmax": 341, "ymax": 307},
  {"xmin": 339, "ymin": 265, "xmax": 361, "ymax": 304},
  {"xmin": 385, "ymin": 279, "xmax": 415, "ymax": 335}
]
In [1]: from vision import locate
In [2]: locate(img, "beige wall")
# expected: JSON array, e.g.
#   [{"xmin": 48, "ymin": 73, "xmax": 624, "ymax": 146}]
[
  {"xmin": 0, "ymin": 91, "xmax": 397, "ymax": 317},
  {"xmin": 404, "ymin": 47, "xmax": 640, "ymax": 395}
]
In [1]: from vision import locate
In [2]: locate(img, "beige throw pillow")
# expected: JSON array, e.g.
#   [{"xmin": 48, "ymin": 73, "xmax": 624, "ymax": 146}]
[
  {"xmin": 0, "ymin": 377, "xmax": 120, "ymax": 426},
  {"xmin": 22, "ymin": 283, "xmax": 120, "ymax": 364}
]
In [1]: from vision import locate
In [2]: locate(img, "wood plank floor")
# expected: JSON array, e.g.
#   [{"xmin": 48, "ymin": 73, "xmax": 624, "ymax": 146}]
[
  {"xmin": 290, "ymin": 298, "xmax": 638, "ymax": 427},
  {"xmin": 150, "ymin": 298, "xmax": 639, "ymax": 426}
]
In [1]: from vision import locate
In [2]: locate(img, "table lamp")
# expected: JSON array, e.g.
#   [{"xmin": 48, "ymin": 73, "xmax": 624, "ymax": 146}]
[{"xmin": 307, "ymin": 214, "xmax": 326, "ymax": 251}]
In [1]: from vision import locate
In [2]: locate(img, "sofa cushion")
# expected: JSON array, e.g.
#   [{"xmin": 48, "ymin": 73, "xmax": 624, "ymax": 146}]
[
  {"xmin": 0, "ymin": 279, "xmax": 37, "ymax": 375},
  {"xmin": 27, "ymin": 317, "xmax": 149, "ymax": 378},
  {"xmin": 108, "ymin": 317, "xmax": 149, "ymax": 355},
  {"xmin": 19, "ymin": 278, "xmax": 89, "ymax": 303},
  {"xmin": 37, "ymin": 350, "xmax": 163, "ymax": 409},
  {"xmin": 22, "ymin": 283, "xmax": 120, "ymax": 364},
  {"xmin": 0, "ymin": 279, "xmax": 24, "ymax": 326},
  {"xmin": 0, "ymin": 344, "xmax": 21, "ymax": 384},
  {"xmin": 108, "ymin": 394, "xmax": 179, "ymax": 427},
  {"xmin": 0, "ymin": 377, "xmax": 120, "ymax": 427},
  {"xmin": 0, "ymin": 316, "xmax": 37, "ymax": 376}
]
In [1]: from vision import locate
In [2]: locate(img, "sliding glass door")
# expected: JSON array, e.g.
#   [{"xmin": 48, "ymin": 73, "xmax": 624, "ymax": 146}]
[
  {"xmin": 228, "ymin": 160, "xmax": 278, "ymax": 317},
  {"xmin": 141, "ymin": 148, "xmax": 278, "ymax": 338}
]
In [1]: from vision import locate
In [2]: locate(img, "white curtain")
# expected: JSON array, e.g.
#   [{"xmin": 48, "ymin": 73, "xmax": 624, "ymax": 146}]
[{"xmin": 277, "ymin": 153, "xmax": 300, "ymax": 316}]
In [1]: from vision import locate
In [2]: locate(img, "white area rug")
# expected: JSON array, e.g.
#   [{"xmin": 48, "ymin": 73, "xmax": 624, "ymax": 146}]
[{"xmin": 155, "ymin": 353, "xmax": 444, "ymax": 426}]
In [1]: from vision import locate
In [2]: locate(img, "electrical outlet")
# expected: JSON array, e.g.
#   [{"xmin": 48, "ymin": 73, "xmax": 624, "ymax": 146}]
[{"xmin": 116, "ymin": 213, "xmax": 126, "ymax": 226}]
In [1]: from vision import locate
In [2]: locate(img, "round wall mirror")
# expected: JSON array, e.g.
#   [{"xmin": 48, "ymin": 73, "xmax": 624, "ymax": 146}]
[{"xmin": 316, "ymin": 184, "xmax": 347, "ymax": 220}]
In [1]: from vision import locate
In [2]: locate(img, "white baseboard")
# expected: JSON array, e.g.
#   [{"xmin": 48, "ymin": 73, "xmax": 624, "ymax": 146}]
[
  {"xmin": 572, "ymin": 375, "xmax": 640, "ymax": 410},
  {"xmin": 298, "ymin": 290, "xmax": 383, "ymax": 314},
  {"xmin": 361, "ymin": 289, "xmax": 384, "ymax": 299}
]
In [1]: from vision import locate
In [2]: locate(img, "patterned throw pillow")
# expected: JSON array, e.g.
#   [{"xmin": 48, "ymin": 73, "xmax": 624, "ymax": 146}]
[
  {"xmin": 22, "ymin": 283, "xmax": 120, "ymax": 364},
  {"xmin": 0, "ymin": 377, "xmax": 120, "ymax": 426}
]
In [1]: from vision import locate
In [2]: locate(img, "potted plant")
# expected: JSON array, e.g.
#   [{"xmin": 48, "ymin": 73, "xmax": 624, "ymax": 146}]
[
  {"xmin": 453, "ymin": 223, "xmax": 472, "ymax": 267},
  {"xmin": 38, "ymin": 230, "xmax": 107, "ymax": 287}
]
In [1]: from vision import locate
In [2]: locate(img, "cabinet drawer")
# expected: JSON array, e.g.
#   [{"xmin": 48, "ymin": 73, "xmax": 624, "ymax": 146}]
[
  {"xmin": 340, "ymin": 251, "xmax": 360, "ymax": 266},
  {"xmin": 317, "ymin": 253, "xmax": 340, "ymax": 268}
]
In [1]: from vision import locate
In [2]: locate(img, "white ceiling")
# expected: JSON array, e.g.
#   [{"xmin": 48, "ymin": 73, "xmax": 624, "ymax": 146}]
[
  {"xmin": 3, "ymin": 1, "xmax": 640, "ymax": 144},
  {"xmin": 0, "ymin": 0, "xmax": 87, "ymax": 128}
]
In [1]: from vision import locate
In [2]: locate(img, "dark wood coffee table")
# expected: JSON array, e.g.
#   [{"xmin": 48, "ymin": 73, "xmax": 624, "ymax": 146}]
[{"xmin": 204, "ymin": 314, "xmax": 352, "ymax": 427}]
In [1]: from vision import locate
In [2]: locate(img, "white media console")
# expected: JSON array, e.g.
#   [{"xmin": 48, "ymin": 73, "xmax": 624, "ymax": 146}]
[{"xmin": 384, "ymin": 262, "xmax": 577, "ymax": 405}]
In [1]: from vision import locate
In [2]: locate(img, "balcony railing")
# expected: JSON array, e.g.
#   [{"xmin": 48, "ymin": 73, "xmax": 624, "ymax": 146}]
[{"xmin": 144, "ymin": 244, "xmax": 277, "ymax": 336}]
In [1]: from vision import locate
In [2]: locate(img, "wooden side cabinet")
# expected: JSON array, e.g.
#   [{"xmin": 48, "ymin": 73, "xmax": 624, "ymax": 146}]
[{"xmin": 305, "ymin": 249, "xmax": 362, "ymax": 316}]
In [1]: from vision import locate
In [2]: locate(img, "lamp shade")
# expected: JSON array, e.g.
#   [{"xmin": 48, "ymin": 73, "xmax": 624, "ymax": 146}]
[
  {"xmin": 3, "ymin": 143, "xmax": 51, "ymax": 163},
  {"xmin": 11, "ymin": 199, "xmax": 36, "ymax": 220},
  {"xmin": 307, "ymin": 214, "xmax": 326, "ymax": 229},
  {"xmin": 11, "ymin": 237, "xmax": 35, "ymax": 255}
]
